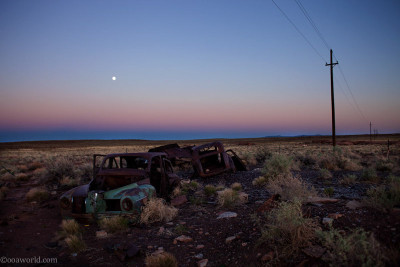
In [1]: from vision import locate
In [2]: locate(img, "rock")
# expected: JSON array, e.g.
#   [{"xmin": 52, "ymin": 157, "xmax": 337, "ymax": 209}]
[
  {"xmin": 115, "ymin": 249, "xmax": 126, "ymax": 262},
  {"xmin": 217, "ymin": 212, "xmax": 237, "ymax": 219},
  {"xmin": 196, "ymin": 245, "xmax": 204, "ymax": 249},
  {"xmin": 96, "ymin": 230, "xmax": 108, "ymax": 238},
  {"xmin": 346, "ymin": 200, "xmax": 363, "ymax": 210},
  {"xmin": 171, "ymin": 195, "xmax": 188, "ymax": 206},
  {"xmin": 197, "ymin": 259, "xmax": 208, "ymax": 267},
  {"xmin": 328, "ymin": 213, "xmax": 344, "ymax": 219},
  {"xmin": 302, "ymin": 245, "xmax": 326, "ymax": 258},
  {"xmin": 175, "ymin": 235, "xmax": 193, "ymax": 243},
  {"xmin": 322, "ymin": 217, "xmax": 334, "ymax": 225},
  {"xmin": 261, "ymin": 251, "xmax": 274, "ymax": 261},
  {"xmin": 307, "ymin": 196, "xmax": 339, "ymax": 204},
  {"xmin": 194, "ymin": 253, "xmax": 203, "ymax": 259},
  {"xmin": 173, "ymin": 239, "xmax": 177, "ymax": 244},
  {"xmin": 241, "ymin": 242, "xmax": 247, "ymax": 247},
  {"xmin": 225, "ymin": 236, "xmax": 236, "ymax": 243}
]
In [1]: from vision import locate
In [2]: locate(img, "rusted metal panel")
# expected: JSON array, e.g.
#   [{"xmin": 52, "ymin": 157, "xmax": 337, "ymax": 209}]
[{"xmin": 149, "ymin": 141, "xmax": 247, "ymax": 178}]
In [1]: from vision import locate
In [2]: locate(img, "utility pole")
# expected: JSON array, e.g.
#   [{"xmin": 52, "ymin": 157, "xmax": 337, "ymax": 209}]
[
  {"xmin": 370, "ymin": 122, "xmax": 372, "ymax": 142},
  {"xmin": 326, "ymin": 49, "xmax": 338, "ymax": 147}
]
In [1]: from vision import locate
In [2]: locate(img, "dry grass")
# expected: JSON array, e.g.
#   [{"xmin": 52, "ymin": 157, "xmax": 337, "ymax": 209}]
[
  {"xmin": 140, "ymin": 198, "xmax": 178, "ymax": 224},
  {"xmin": 60, "ymin": 219, "xmax": 81, "ymax": 238},
  {"xmin": 319, "ymin": 168, "xmax": 333, "ymax": 179},
  {"xmin": 364, "ymin": 175, "xmax": 400, "ymax": 212},
  {"xmin": 258, "ymin": 200, "xmax": 319, "ymax": 255},
  {"xmin": 25, "ymin": 187, "xmax": 49, "ymax": 202},
  {"xmin": 145, "ymin": 252, "xmax": 178, "ymax": 267},
  {"xmin": 266, "ymin": 174, "xmax": 316, "ymax": 203},
  {"xmin": 230, "ymin": 182, "xmax": 242, "ymax": 191},
  {"xmin": 317, "ymin": 228, "xmax": 385, "ymax": 266},
  {"xmin": 65, "ymin": 235, "xmax": 86, "ymax": 253},
  {"xmin": 99, "ymin": 216, "xmax": 129, "ymax": 233},
  {"xmin": 217, "ymin": 188, "xmax": 240, "ymax": 208},
  {"xmin": 252, "ymin": 176, "xmax": 267, "ymax": 187},
  {"xmin": 204, "ymin": 184, "xmax": 217, "ymax": 197}
]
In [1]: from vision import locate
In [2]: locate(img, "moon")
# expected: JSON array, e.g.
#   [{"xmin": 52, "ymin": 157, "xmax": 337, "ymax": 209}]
[{"xmin": 112, "ymin": 76, "xmax": 116, "ymax": 81}]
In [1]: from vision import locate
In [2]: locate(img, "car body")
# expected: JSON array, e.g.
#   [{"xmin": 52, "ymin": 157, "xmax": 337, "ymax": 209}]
[
  {"xmin": 149, "ymin": 141, "xmax": 246, "ymax": 178},
  {"xmin": 60, "ymin": 152, "xmax": 180, "ymax": 220}
]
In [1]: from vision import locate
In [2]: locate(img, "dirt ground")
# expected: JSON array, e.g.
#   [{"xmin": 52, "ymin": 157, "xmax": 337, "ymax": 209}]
[{"xmin": 1, "ymin": 135, "xmax": 399, "ymax": 266}]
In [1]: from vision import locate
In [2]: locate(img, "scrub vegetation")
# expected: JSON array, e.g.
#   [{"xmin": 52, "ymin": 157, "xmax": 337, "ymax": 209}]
[{"xmin": 1, "ymin": 135, "xmax": 399, "ymax": 265}]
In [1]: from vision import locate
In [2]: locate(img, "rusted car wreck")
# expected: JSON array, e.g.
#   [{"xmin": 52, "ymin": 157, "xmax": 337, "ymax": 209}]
[
  {"xmin": 60, "ymin": 152, "xmax": 180, "ymax": 220},
  {"xmin": 149, "ymin": 141, "xmax": 246, "ymax": 178}
]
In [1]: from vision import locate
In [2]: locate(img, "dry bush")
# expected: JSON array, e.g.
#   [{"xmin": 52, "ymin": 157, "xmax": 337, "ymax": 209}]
[
  {"xmin": 145, "ymin": 252, "xmax": 178, "ymax": 267},
  {"xmin": 65, "ymin": 235, "xmax": 86, "ymax": 253},
  {"xmin": 258, "ymin": 200, "xmax": 319, "ymax": 255},
  {"xmin": 59, "ymin": 176, "xmax": 79, "ymax": 187},
  {"xmin": 59, "ymin": 219, "xmax": 81, "ymax": 238},
  {"xmin": 364, "ymin": 175, "xmax": 400, "ymax": 212},
  {"xmin": 255, "ymin": 147, "xmax": 272, "ymax": 163},
  {"xmin": 16, "ymin": 173, "xmax": 30, "ymax": 181},
  {"xmin": 252, "ymin": 176, "xmax": 267, "ymax": 187},
  {"xmin": 217, "ymin": 188, "xmax": 239, "ymax": 208},
  {"xmin": 0, "ymin": 186, "xmax": 9, "ymax": 201},
  {"xmin": 230, "ymin": 182, "xmax": 242, "ymax": 191},
  {"xmin": 361, "ymin": 168, "xmax": 379, "ymax": 183},
  {"xmin": 262, "ymin": 154, "xmax": 293, "ymax": 180},
  {"xmin": 140, "ymin": 198, "xmax": 178, "ymax": 224},
  {"xmin": 319, "ymin": 168, "xmax": 333, "ymax": 179},
  {"xmin": 25, "ymin": 187, "xmax": 49, "ymax": 202},
  {"xmin": 204, "ymin": 184, "xmax": 217, "ymax": 197},
  {"xmin": 340, "ymin": 174, "xmax": 358, "ymax": 185},
  {"xmin": 376, "ymin": 159, "xmax": 394, "ymax": 172},
  {"xmin": 99, "ymin": 216, "xmax": 129, "ymax": 233},
  {"xmin": 75, "ymin": 163, "xmax": 92, "ymax": 183},
  {"xmin": 240, "ymin": 152, "xmax": 257, "ymax": 166},
  {"xmin": 317, "ymin": 228, "xmax": 385, "ymax": 266},
  {"xmin": 27, "ymin": 161, "xmax": 43, "ymax": 171},
  {"xmin": 266, "ymin": 174, "xmax": 316, "ymax": 203},
  {"xmin": 46, "ymin": 156, "xmax": 75, "ymax": 181}
]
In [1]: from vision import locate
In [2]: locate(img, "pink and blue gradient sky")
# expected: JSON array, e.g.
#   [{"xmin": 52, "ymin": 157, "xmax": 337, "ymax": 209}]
[{"xmin": 1, "ymin": 0, "xmax": 399, "ymax": 141}]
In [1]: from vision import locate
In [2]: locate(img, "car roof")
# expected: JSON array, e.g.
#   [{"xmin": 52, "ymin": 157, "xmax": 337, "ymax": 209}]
[{"xmin": 104, "ymin": 152, "xmax": 167, "ymax": 159}]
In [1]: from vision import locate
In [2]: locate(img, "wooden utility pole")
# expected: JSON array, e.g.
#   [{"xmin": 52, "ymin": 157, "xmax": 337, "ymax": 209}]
[
  {"xmin": 326, "ymin": 49, "xmax": 338, "ymax": 147},
  {"xmin": 370, "ymin": 122, "xmax": 372, "ymax": 142}
]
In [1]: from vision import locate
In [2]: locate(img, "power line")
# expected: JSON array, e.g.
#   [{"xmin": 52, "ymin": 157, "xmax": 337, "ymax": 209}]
[
  {"xmin": 294, "ymin": 0, "xmax": 331, "ymax": 51},
  {"xmin": 293, "ymin": 0, "xmax": 368, "ymax": 122},
  {"xmin": 271, "ymin": 0, "xmax": 327, "ymax": 62}
]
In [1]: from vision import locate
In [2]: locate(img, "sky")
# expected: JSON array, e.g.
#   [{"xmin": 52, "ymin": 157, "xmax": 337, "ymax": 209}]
[{"xmin": 0, "ymin": 0, "xmax": 399, "ymax": 142}]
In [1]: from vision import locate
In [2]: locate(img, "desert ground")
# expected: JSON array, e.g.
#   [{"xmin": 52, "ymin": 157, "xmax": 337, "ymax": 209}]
[{"xmin": 0, "ymin": 135, "xmax": 399, "ymax": 266}]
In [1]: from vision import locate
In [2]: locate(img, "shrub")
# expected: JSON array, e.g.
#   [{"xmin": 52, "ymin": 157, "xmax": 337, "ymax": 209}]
[
  {"xmin": 258, "ymin": 200, "xmax": 319, "ymax": 255},
  {"xmin": 145, "ymin": 252, "xmax": 178, "ymax": 267},
  {"xmin": 25, "ymin": 187, "xmax": 49, "ymax": 202},
  {"xmin": 65, "ymin": 235, "xmax": 86, "ymax": 253},
  {"xmin": 16, "ymin": 173, "xmax": 30, "ymax": 181},
  {"xmin": 99, "ymin": 216, "xmax": 129, "ymax": 233},
  {"xmin": 266, "ymin": 174, "xmax": 316, "ymax": 203},
  {"xmin": 140, "ymin": 198, "xmax": 178, "ymax": 224},
  {"xmin": 255, "ymin": 147, "xmax": 272, "ymax": 163},
  {"xmin": 340, "ymin": 174, "xmax": 357, "ymax": 185},
  {"xmin": 0, "ymin": 186, "xmax": 9, "ymax": 201},
  {"xmin": 181, "ymin": 180, "xmax": 200, "ymax": 193},
  {"xmin": 217, "ymin": 188, "xmax": 239, "ymax": 208},
  {"xmin": 317, "ymin": 228, "xmax": 385, "ymax": 266},
  {"xmin": 364, "ymin": 175, "xmax": 400, "ymax": 212},
  {"xmin": 361, "ymin": 168, "xmax": 379, "ymax": 183},
  {"xmin": 262, "ymin": 154, "xmax": 293, "ymax": 180},
  {"xmin": 240, "ymin": 152, "xmax": 257, "ymax": 166},
  {"xmin": 319, "ymin": 169, "xmax": 333, "ymax": 179},
  {"xmin": 46, "ymin": 157, "xmax": 75, "ymax": 181},
  {"xmin": 376, "ymin": 159, "xmax": 394, "ymax": 172},
  {"xmin": 27, "ymin": 161, "xmax": 43, "ymax": 171},
  {"xmin": 230, "ymin": 182, "xmax": 242, "ymax": 191},
  {"xmin": 60, "ymin": 219, "xmax": 81, "ymax": 238},
  {"xmin": 252, "ymin": 176, "xmax": 267, "ymax": 187},
  {"xmin": 59, "ymin": 176, "xmax": 79, "ymax": 187},
  {"xmin": 324, "ymin": 187, "xmax": 334, "ymax": 197},
  {"xmin": 204, "ymin": 184, "xmax": 217, "ymax": 197}
]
